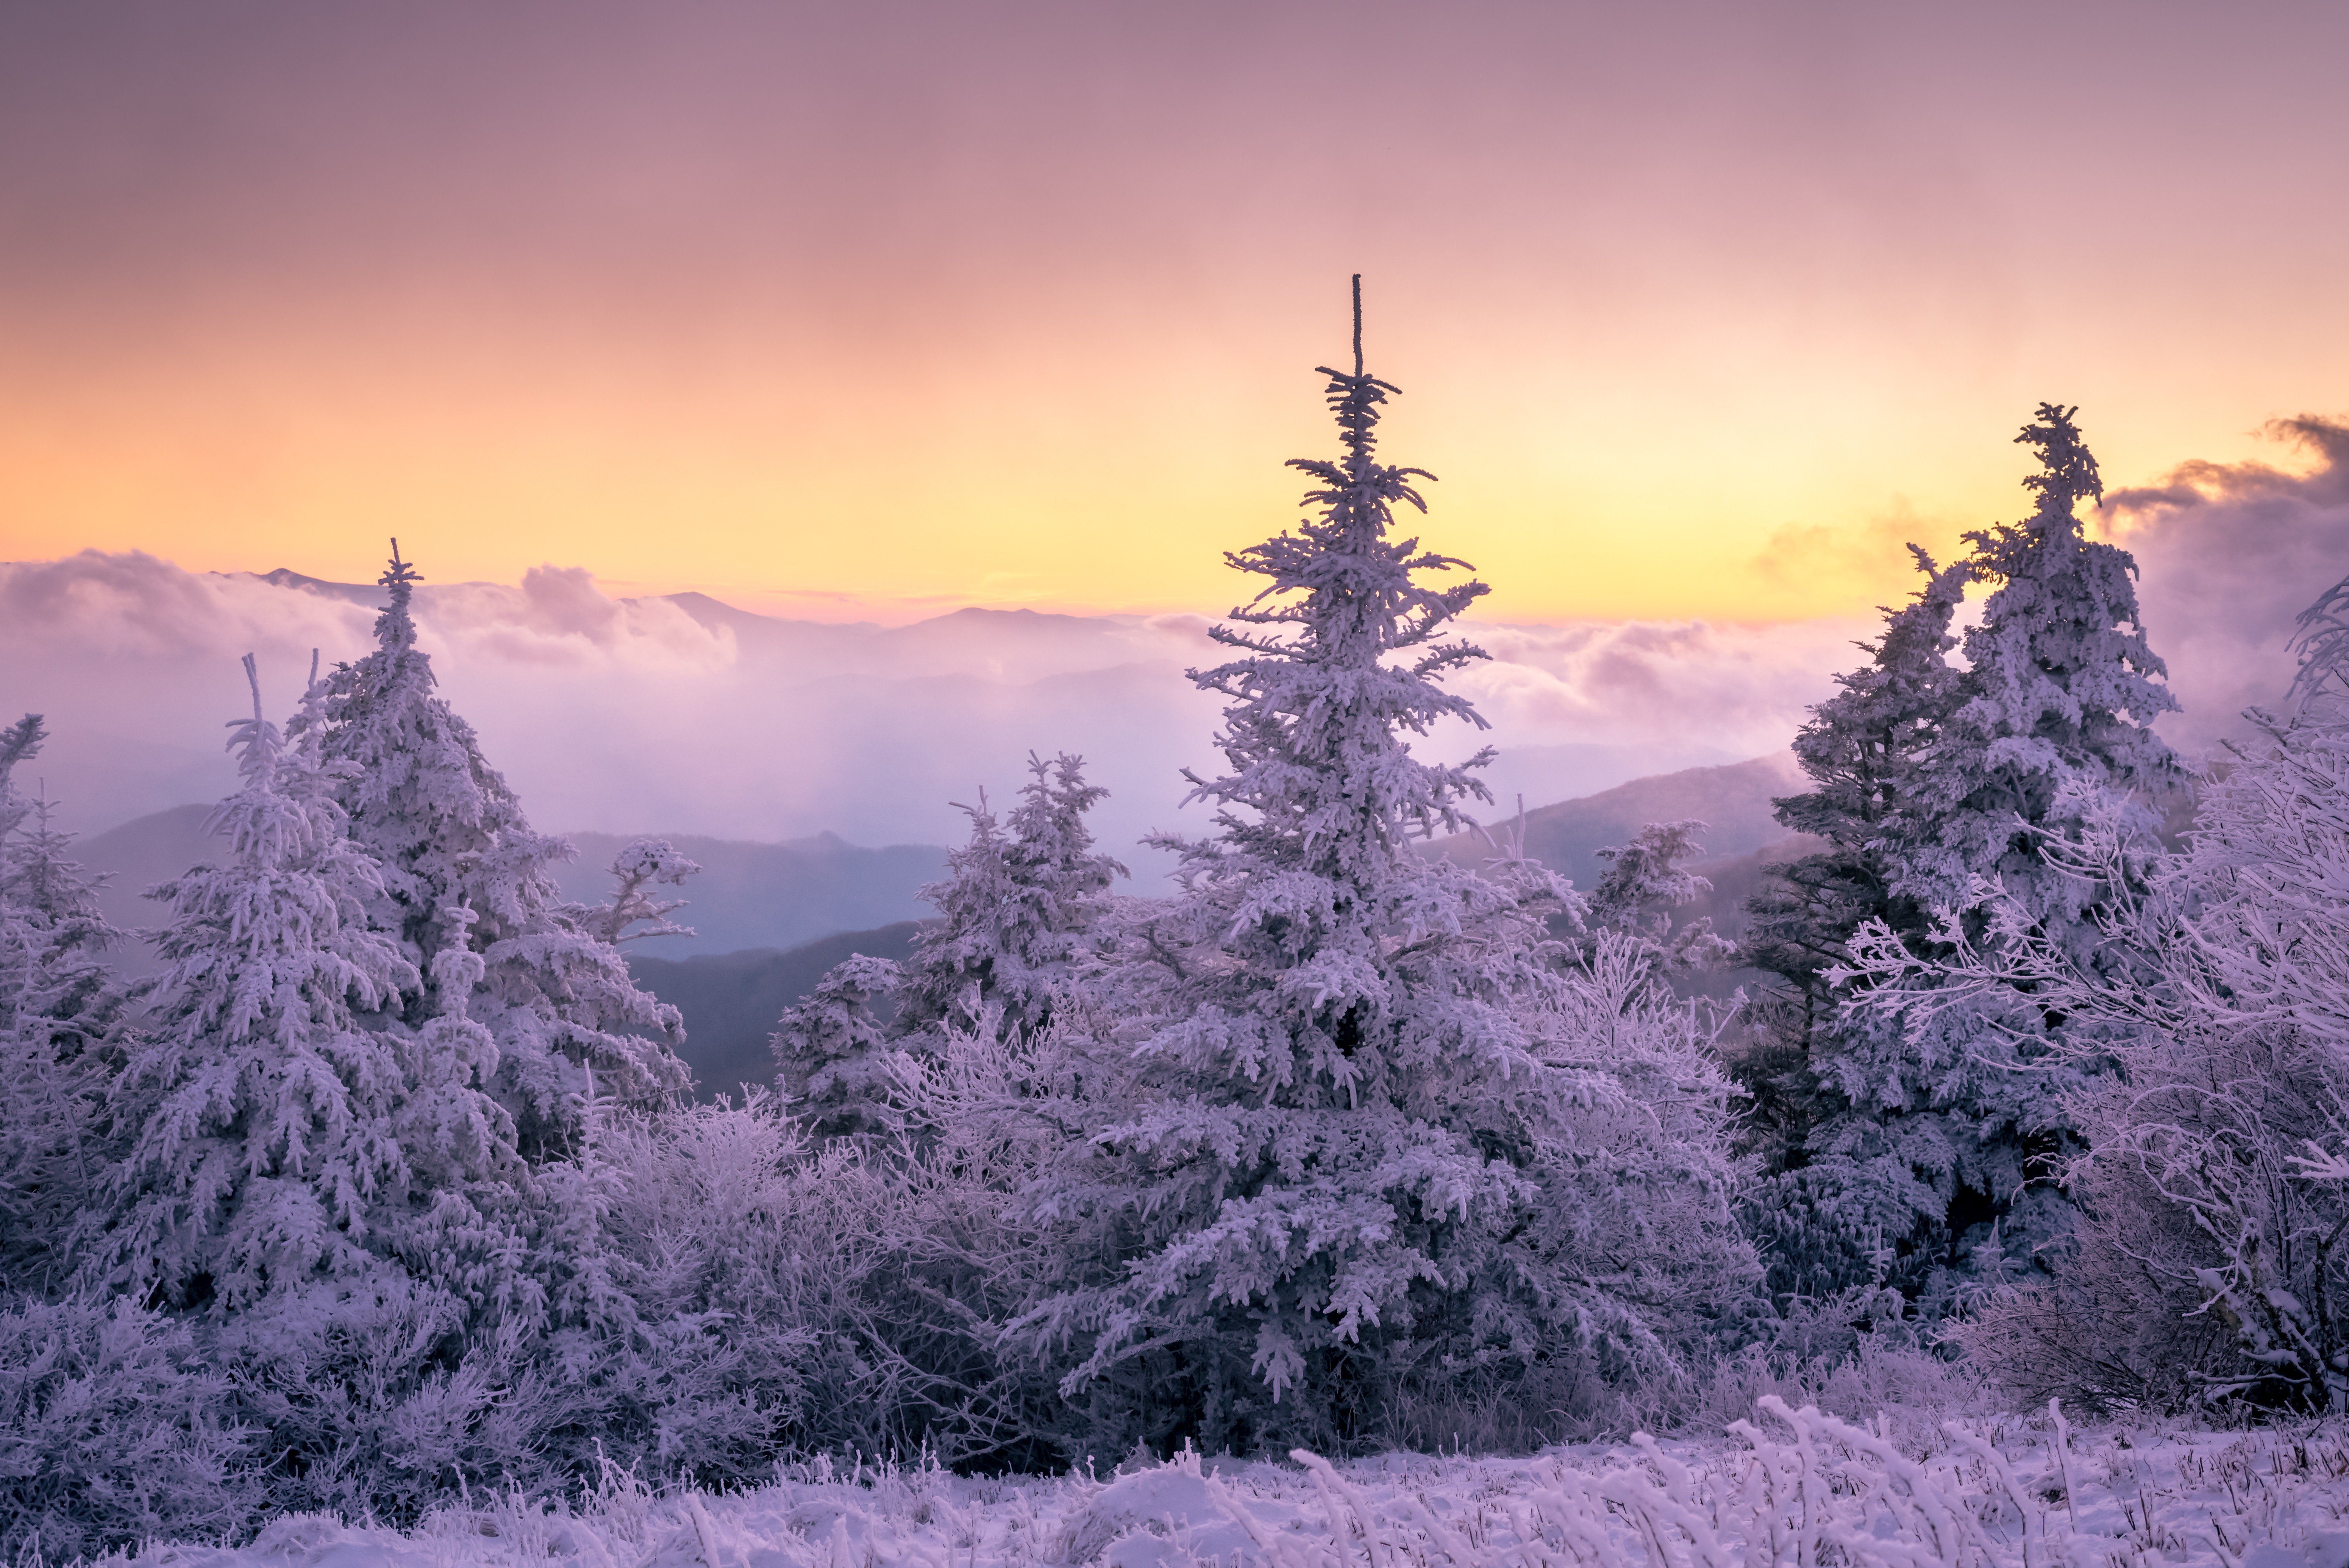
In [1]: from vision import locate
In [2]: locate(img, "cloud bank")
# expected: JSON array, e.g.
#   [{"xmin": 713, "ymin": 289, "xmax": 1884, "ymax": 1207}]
[
  {"xmin": 2, "ymin": 552, "xmax": 1857, "ymax": 878},
  {"xmin": 2107, "ymin": 415, "xmax": 2349, "ymax": 756},
  {"xmin": 10, "ymin": 463, "xmax": 2334, "ymax": 884}
]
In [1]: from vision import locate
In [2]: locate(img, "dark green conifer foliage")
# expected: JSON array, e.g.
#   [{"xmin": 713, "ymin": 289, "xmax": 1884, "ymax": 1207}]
[{"xmin": 1743, "ymin": 406, "xmax": 2180, "ymax": 1306}]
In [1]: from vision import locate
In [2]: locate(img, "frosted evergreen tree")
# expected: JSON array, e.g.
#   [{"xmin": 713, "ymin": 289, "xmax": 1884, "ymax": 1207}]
[
  {"xmin": 1897, "ymin": 404, "xmax": 2180, "ymax": 920},
  {"xmin": 1743, "ymin": 547, "xmax": 1971, "ymax": 1022},
  {"xmin": 1009, "ymin": 283, "xmax": 1754, "ymax": 1453},
  {"xmin": 0, "ymin": 717, "xmax": 126, "ymax": 1294},
  {"xmin": 1584, "ymin": 818, "xmax": 1734, "ymax": 974},
  {"xmin": 1764, "ymin": 406, "xmax": 2181, "ymax": 1306},
  {"xmin": 770, "ymin": 953, "xmax": 903, "ymax": 1137},
  {"xmin": 1732, "ymin": 551, "xmax": 1970, "ymax": 1287},
  {"xmin": 295, "ymin": 544, "xmax": 688, "ymax": 1156},
  {"xmin": 1843, "ymin": 583, "xmax": 2349, "ymax": 1408},
  {"xmin": 100, "ymin": 659, "xmax": 530, "ymax": 1312},
  {"xmin": 773, "ymin": 752, "xmax": 1121, "ymax": 1137},
  {"xmin": 897, "ymin": 752, "xmax": 1125, "ymax": 1041}
]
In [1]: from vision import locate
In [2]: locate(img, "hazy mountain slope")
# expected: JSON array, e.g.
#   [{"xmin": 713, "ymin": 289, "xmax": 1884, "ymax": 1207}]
[
  {"xmin": 79, "ymin": 755, "xmax": 1809, "ymax": 968},
  {"xmin": 1431, "ymin": 752, "xmax": 1805, "ymax": 891},
  {"xmin": 74, "ymin": 804, "xmax": 221, "ymax": 972},
  {"xmin": 73, "ymin": 757, "xmax": 1811, "ymax": 1036},
  {"xmin": 555, "ymin": 830, "xmax": 946, "ymax": 955},
  {"xmin": 627, "ymin": 922, "xmax": 925, "ymax": 1098},
  {"xmin": 75, "ymin": 805, "xmax": 948, "ymax": 968}
]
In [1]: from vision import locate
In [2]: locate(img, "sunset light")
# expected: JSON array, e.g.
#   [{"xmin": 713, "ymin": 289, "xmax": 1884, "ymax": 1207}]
[
  {"xmin": 5, "ymin": 3, "xmax": 2343, "ymax": 624},
  {"xmin": 9, "ymin": 5, "xmax": 2349, "ymax": 1547}
]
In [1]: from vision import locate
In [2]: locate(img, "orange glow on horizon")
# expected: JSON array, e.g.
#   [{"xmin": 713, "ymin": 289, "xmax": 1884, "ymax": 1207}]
[
  {"xmin": 0, "ymin": 301, "xmax": 2315, "ymax": 628},
  {"xmin": 2, "ymin": 4, "xmax": 2342, "ymax": 627}
]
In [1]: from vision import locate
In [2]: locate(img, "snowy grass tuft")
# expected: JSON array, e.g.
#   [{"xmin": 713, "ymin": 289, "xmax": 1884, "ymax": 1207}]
[{"xmin": 75, "ymin": 1406, "xmax": 2349, "ymax": 1568}]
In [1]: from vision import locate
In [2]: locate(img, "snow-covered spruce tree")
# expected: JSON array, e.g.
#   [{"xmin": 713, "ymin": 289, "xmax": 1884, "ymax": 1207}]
[
  {"xmin": 769, "ymin": 955, "xmax": 902, "ymax": 1138},
  {"xmin": 1859, "ymin": 579, "xmax": 2349, "ymax": 1413},
  {"xmin": 1732, "ymin": 550, "xmax": 1972, "ymax": 1295},
  {"xmin": 772, "ymin": 751, "xmax": 1121, "ymax": 1137},
  {"xmin": 1898, "ymin": 405, "xmax": 2180, "ymax": 917},
  {"xmin": 1584, "ymin": 818, "xmax": 1734, "ymax": 975},
  {"xmin": 0, "ymin": 716, "xmax": 127, "ymax": 1295},
  {"xmin": 1009, "ymin": 289, "xmax": 1756, "ymax": 1455},
  {"xmin": 897, "ymin": 753, "xmax": 1125, "ymax": 1041},
  {"xmin": 100, "ymin": 658, "xmax": 530, "ymax": 1314},
  {"xmin": 1741, "ymin": 548, "xmax": 1971, "ymax": 1046},
  {"xmin": 1782, "ymin": 406, "xmax": 2181, "ymax": 1310},
  {"xmin": 294, "ymin": 544, "xmax": 688, "ymax": 1156}
]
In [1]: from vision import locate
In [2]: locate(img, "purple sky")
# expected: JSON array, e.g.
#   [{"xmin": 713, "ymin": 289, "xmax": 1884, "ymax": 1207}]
[{"xmin": 4, "ymin": 1, "xmax": 2345, "ymax": 623}]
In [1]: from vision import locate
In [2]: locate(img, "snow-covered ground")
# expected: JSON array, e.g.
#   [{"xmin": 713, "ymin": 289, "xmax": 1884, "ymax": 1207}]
[{"xmin": 111, "ymin": 1403, "xmax": 2349, "ymax": 1568}]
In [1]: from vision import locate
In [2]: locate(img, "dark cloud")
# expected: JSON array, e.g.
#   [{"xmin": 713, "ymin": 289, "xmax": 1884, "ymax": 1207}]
[{"xmin": 2107, "ymin": 416, "xmax": 2349, "ymax": 754}]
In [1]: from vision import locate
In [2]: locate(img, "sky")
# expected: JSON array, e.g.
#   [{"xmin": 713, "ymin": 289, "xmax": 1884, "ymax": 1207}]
[
  {"xmin": 5, "ymin": 2, "xmax": 2349, "ymax": 869},
  {"xmin": 4, "ymin": 0, "xmax": 2346, "ymax": 626},
  {"xmin": 8, "ymin": 405, "xmax": 2349, "ymax": 864}
]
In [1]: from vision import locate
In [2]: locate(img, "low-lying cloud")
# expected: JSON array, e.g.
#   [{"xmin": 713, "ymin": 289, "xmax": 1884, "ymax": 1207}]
[
  {"xmin": 9, "ymin": 456, "xmax": 2339, "ymax": 884},
  {"xmin": 2, "ymin": 551, "xmax": 1854, "ymax": 878},
  {"xmin": 430, "ymin": 567, "xmax": 742, "ymax": 672}
]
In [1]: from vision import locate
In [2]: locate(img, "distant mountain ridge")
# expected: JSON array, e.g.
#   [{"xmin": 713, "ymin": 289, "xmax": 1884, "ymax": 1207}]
[
  {"xmin": 1430, "ymin": 752, "xmax": 1805, "ymax": 891},
  {"xmin": 73, "ymin": 807, "xmax": 951, "ymax": 969},
  {"xmin": 77, "ymin": 753, "xmax": 1806, "ymax": 968},
  {"xmin": 72, "ymin": 753, "xmax": 1818, "ymax": 1086}
]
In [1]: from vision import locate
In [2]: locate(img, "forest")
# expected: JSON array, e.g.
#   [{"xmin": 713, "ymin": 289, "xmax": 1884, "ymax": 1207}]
[{"xmin": 6, "ymin": 332, "xmax": 2346, "ymax": 1564}]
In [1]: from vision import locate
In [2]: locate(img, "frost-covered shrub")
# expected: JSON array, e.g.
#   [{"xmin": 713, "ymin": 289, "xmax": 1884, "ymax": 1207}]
[
  {"xmin": 849, "ymin": 1023, "xmax": 1121, "ymax": 1467},
  {"xmin": 215, "ymin": 1275, "xmax": 565, "ymax": 1524},
  {"xmin": 1847, "ymin": 668, "xmax": 2349, "ymax": 1411},
  {"xmin": 564, "ymin": 1074, "xmax": 1069, "ymax": 1475},
  {"xmin": 0, "ymin": 1292, "xmax": 261, "ymax": 1559},
  {"xmin": 577, "ymin": 1094, "xmax": 816, "ymax": 1479}
]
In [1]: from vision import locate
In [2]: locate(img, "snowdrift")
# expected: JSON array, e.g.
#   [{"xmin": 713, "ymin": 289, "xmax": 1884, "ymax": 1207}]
[{"xmin": 108, "ymin": 1404, "xmax": 2349, "ymax": 1568}]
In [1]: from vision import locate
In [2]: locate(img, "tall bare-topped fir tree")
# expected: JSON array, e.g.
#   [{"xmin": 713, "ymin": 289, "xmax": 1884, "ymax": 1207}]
[{"xmin": 1011, "ymin": 282, "xmax": 1753, "ymax": 1454}]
